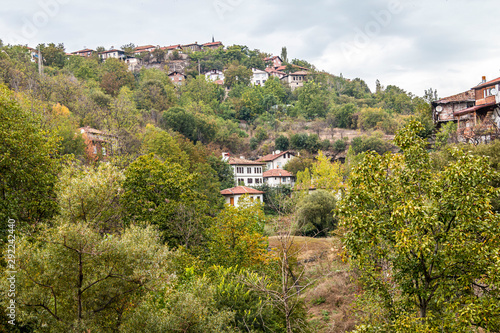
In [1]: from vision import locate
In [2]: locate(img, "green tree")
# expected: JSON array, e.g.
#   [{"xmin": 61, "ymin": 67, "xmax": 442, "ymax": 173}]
[
  {"xmin": 121, "ymin": 154, "xmax": 211, "ymax": 248},
  {"xmin": 10, "ymin": 222, "xmax": 169, "ymax": 332},
  {"xmin": 296, "ymin": 81, "xmax": 328, "ymax": 119},
  {"xmin": 275, "ymin": 135, "xmax": 290, "ymax": 151},
  {"xmin": 120, "ymin": 43, "xmax": 136, "ymax": 57},
  {"xmin": 337, "ymin": 121, "xmax": 500, "ymax": 331},
  {"xmin": 0, "ymin": 85, "xmax": 60, "ymax": 235},
  {"xmin": 331, "ymin": 103, "xmax": 357, "ymax": 129},
  {"xmin": 100, "ymin": 58, "xmax": 135, "ymax": 96},
  {"xmin": 38, "ymin": 43, "xmax": 66, "ymax": 68},
  {"xmin": 297, "ymin": 189, "xmax": 337, "ymax": 236},
  {"xmin": 223, "ymin": 62, "xmax": 252, "ymax": 88},
  {"xmin": 207, "ymin": 154, "xmax": 235, "ymax": 190}
]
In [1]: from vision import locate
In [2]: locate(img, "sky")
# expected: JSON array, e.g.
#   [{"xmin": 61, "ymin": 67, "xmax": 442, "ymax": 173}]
[{"xmin": 2, "ymin": 0, "xmax": 499, "ymax": 98}]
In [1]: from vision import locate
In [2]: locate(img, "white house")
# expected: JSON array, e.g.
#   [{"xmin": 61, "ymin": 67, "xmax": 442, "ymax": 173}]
[
  {"xmin": 263, "ymin": 169, "xmax": 295, "ymax": 187},
  {"xmin": 280, "ymin": 71, "xmax": 308, "ymax": 91},
  {"xmin": 223, "ymin": 153, "xmax": 264, "ymax": 187},
  {"xmin": 257, "ymin": 150, "xmax": 295, "ymax": 170},
  {"xmin": 220, "ymin": 186, "xmax": 264, "ymax": 207},
  {"xmin": 251, "ymin": 68, "xmax": 269, "ymax": 86},
  {"xmin": 99, "ymin": 49, "xmax": 125, "ymax": 61},
  {"xmin": 204, "ymin": 69, "xmax": 224, "ymax": 82}
]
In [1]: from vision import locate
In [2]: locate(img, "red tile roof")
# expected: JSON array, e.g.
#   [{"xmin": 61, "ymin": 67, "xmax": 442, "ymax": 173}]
[
  {"xmin": 72, "ymin": 48, "xmax": 94, "ymax": 54},
  {"xmin": 258, "ymin": 151, "xmax": 292, "ymax": 162},
  {"xmin": 263, "ymin": 169, "xmax": 293, "ymax": 178},
  {"xmin": 203, "ymin": 41, "xmax": 223, "ymax": 47},
  {"xmin": 228, "ymin": 156, "xmax": 265, "ymax": 165},
  {"xmin": 435, "ymin": 90, "xmax": 475, "ymax": 104},
  {"xmin": 220, "ymin": 186, "xmax": 264, "ymax": 195},
  {"xmin": 474, "ymin": 77, "xmax": 500, "ymax": 89},
  {"xmin": 135, "ymin": 45, "xmax": 155, "ymax": 50},
  {"xmin": 162, "ymin": 44, "xmax": 182, "ymax": 50}
]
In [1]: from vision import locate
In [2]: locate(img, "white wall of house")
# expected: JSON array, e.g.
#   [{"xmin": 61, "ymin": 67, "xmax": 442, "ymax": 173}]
[
  {"xmin": 251, "ymin": 68, "xmax": 269, "ymax": 86},
  {"xmin": 224, "ymin": 193, "xmax": 263, "ymax": 207},
  {"xmin": 232, "ymin": 165, "xmax": 264, "ymax": 187},
  {"xmin": 205, "ymin": 70, "xmax": 224, "ymax": 82},
  {"xmin": 264, "ymin": 176, "xmax": 295, "ymax": 187},
  {"xmin": 265, "ymin": 152, "xmax": 295, "ymax": 170}
]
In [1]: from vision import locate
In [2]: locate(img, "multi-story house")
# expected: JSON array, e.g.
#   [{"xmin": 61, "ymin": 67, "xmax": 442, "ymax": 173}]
[
  {"xmin": 168, "ymin": 71, "xmax": 187, "ymax": 85},
  {"xmin": 203, "ymin": 41, "xmax": 223, "ymax": 50},
  {"xmin": 99, "ymin": 49, "xmax": 125, "ymax": 61},
  {"xmin": 263, "ymin": 169, "xmax": 295, "ymax": 187},
  {"xmin": 257, "ymin": 150, "xmax": 295, "ymax": 170},
  {"xmin": 251, "ymin": 68, "xmax": 269, "ymax": 86},
  {"xmin": 264, "ymin": 55, "xmax": 282, "ymax": 68},
  {"xmin": 280, "ymin": 71, "xmax": 308, "ymax": 91},
  {"xmin": 220, "ymin": 186, "xmax": 264, "ymax": 207},
  {"xmin": 71, "ymin": 48, "xmax": 95, "ymax": 57},
  {"xmin": 204, "ymin": 69, "xmax": 225, "ymax": 82},
  {"xmin": 223, "ymin": 153, "xmax": 264, "ymax": 187},
  {"xmin": 453, "ymin": 76, "xmax": 500, "ymax": 143},
  {"xmin": 79, "ymin": 127, "xmax": 117, "ymax": 162},
  {"xmin": 432, "ymin": 90, "xmax": 475, "ymax": 126}
]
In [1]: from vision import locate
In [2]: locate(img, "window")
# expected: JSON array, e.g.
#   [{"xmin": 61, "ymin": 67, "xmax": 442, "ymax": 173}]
[
  {"xmin": 237, "ymin": 167, "xmax": 244, "ymax": 173},
  {"xmin": 247, "ymin": 178, "xmax": 253, "ymax": 184},
  {"xmin": 247, "ymin": 167, "xmax": 252, "ymax": 174},
  {"xmin": 254, "ymin": 167, "xmax": 262, "ymax": 174},
  {"xmin": 93, "ymin": 146, "xmax": 97, "ymax": 154},
  {"xmin": 102, "ymin": 147, "xmax": 106, "ymax": 156}
]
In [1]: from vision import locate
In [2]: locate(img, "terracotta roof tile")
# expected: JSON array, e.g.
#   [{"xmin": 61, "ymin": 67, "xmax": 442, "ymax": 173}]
[
  {"xmin": 435, "ymin": 90, "xmax": 475, "ymax": 104},
  {"xmin": 263, "ymin": 169, "xmax": 293, "ymax": 177},
  {"xmin": 220, "ymin": 186, "xmax": 264, "ymax": 195},
  {"xmin": 257, "ymin": 151, "xmax": 293, "ymax": 162},
  {"xmin": 474, "ymin": 77, "xmax": 500, "ymax": 89},
  {"xmin": 228, "ymin": 156, "xmax": 265, "ymax": 165}
]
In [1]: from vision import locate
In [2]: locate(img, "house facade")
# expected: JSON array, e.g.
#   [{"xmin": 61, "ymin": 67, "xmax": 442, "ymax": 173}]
[
  {"xmin": 134, "ymin": 45, "xmax": 156, "ymax": 54},
  {"xmin": 220, "ymin": 186, "xmax": 264, "ymax": 207},
  {"xmin": 168, "ymin": 71, "xmax": 187, "ymax": 85},
  {"xmin": 264, "ymin": 55, "xmax": 282, "ymax": 68},
  {"xmin": 432, "ymin": 90, "xmax": 475, "ymax": 126},
  {"xmin": 281, "ymin": 71, "xmax": 308, "ymax": 91},
  {"xmin": 224, "ymin": 153, "xmax": 264, "ymax": 187},
  {"xmin": 251, "ymin": 68, "xmax": 269, "ymax": 86},
  {"xmin": 99, "ymin": 49, "xmax": 125, "ymax": 60},
  {"xmin": 263, "ymin": 169, "xmax": 295, "ymax": 187},
  {"xmin": 257, "ymin": 150, "xmax": 295, "ymax": 170},
  {"xmin": 204, "ymin": 69, "xmax": 225, "ymax": 82},
  {"xmin": 454, "ymin": 77, "xmax": 500, "ymax": 143},
  {"xmin": 79, "ymin": 127, "xmax": 118, "ymax": 162},
  {"xmin": 182, "ymin": 42, "xmax": 202, "ymax": 52},
  {"xmin": 71, "ymin": 48, "xmax": 95, "ymax": 57}
]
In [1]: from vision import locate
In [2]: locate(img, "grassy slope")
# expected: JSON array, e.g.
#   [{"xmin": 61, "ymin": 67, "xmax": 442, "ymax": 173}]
[{"xmin": 268, "ymin": 236, "xmax": 359, "ymax": 332}]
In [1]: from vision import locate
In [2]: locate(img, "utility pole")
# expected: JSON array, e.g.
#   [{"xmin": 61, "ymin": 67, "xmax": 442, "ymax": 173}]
[
  {"xmin": 198, "ymin": 59, "xmax": 201, "ymax": 75},
  {"xmin": 37, "ymin": 46, "xmax": 43, "ymax": 76}
]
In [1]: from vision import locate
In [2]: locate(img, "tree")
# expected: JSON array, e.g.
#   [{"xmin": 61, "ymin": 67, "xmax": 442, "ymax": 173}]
[
  {"xmin": 296, "ymin": 81, "xmax": 329, "ymax": 119},
  {"xmin": 38, "ymin": 43, "xmax": 66, "ymax": 68},
  {"xmin": 121, "ymin": 154, "xmax": 211, "ymax": 248},
  {"xmin": 280, "ymin": 46, "xmax": 288, "ymax": 64},
  {"xmin": 100, "ymin": 58, "xmax": 135, "ymax": 96},
  {"xmin": 0, "ymin": 85, "xmax": 60, "ymax": 236},
  {"xmin": 207, "ymin": 200, "xmax": 269, "ymax": 269},
  {"xmin": 207, "ymin": 154, "xmax": 235, "ymax": 190},
  {"xmin": 223, "ymin": 62, "xmax": 252, "ymax": 88},
  {"xmin": 275, "ymin": 135, "xmax": 290, "ymax": 151},
  {"xmin": 12, "ymin": 223, "xmax": 169, "ymax": 332},
  {"xmin": 120, "ymin": 43, "xmax": 136, "ymax": 57},
  {"xmin": 57, "ymin": 163, "xmax": 125, "ymax": 233},
  {"xmin": 337, "ymin": 121, "xmax": 500, "ymax": 331},
  {"xmin": 331, "ymin": 103, "xmax": 357, "ymax": 129},
  {"xmin": 297, "ymin": 189, "xmax": 337, "ymax": 236}
]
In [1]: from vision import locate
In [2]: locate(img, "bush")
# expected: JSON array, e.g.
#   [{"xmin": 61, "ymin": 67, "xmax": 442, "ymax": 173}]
[
  {"xmin": 275, "ymin": 135, "xmax": 290, "ymax": 151},
  {"xmin": 333, "ymin": 139, "xmax": 346, "ymax": 152},
  {"xmin": 320, "ymin": 139, "xmax": 331, "ymax": 151}
]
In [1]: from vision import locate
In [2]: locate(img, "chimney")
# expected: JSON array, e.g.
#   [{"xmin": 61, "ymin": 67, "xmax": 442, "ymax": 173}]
[
  {"xmin": 222, "ymin": 152, "xmax": 229, "ymax": 161},
  {"xmin": 482, "ymin": 76, "xmax": 486, "ymax": 83}
]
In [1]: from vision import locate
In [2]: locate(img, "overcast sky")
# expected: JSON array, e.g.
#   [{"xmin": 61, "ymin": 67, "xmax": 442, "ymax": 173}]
[{"xmin": 2, "ymin": 0, "xmax": 498, "ymax": 97}]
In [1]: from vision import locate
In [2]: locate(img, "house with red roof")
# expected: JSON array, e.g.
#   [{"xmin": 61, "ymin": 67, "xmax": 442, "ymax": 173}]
[
  {"xmin": 134, "ymin": 45, "xmax": 156, "ymax": 54},
  {"xmin": 168, "ymin": 71, "xmax": 187, "ymax": 85},
  {"xmin": 257, "ymin": 150, "xmax": 296, "ymax": 170},
  {"xmin": 203, "ymin": 41, "xmax": 223, "ymax": 50},
  {"xmin": 453, "ymin": 76, "xmax": 500, "ymax": 143},
  {"xmin": 79, "ymin": 127, "xmax": 118, "ymax": 162},
  {"xmin": 251, "ymin": 68, "xmax": 269, "ymax": 86},
  {"xmin": 432, "ymin": 90, "xmax": 475, "ymax": 125},
  {"xmin": 280, "ymin": 71, "xmax": 309, "ymax": 91},
  {"xmin": 220, "ymin": 186, "xmax": 264, "ymax": 207},
  {"xmin": 99, "ymin": 49, "xmax": 125, "ymax": 61},
  {"xmin": 264, "ymin": 55, "xmax": 282, "ymax": 68},
  {"xmin": 223, "ymin": 153, "xmax": 265, "ymax": 187},
  {"xmin": 71, "ymin": 48, "xmax": 95, "ymax": 57},
  {"xmin": 263, "ymin": 169, "xmax": 295, "ymax": 187}
]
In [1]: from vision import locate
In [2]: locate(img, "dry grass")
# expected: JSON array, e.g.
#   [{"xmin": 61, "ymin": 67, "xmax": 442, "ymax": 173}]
[{"xmin": 268, "ymin": 236, "xmax": 359, "ymax": 332}]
